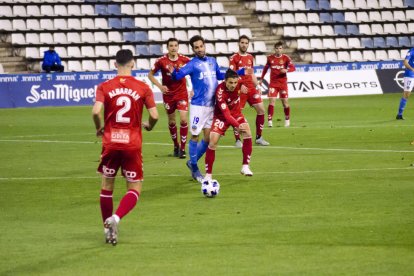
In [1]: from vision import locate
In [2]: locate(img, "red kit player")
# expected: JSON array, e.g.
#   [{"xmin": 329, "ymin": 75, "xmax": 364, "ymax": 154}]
[
  {"xmin": 260, "ymin": 41, "xmax": 295, "ymax": 127},
  {"xmin": 148, "ymin": 38, "xmax": 190, "ymax": 158},
  {"xmin": 92, "ymin": 49, "xmax": 159, "ymax": 245},
  {"xmin": 204, "ymin": 69, "xmax": 254, "ymax": 182},
  {"xmin": 229, "ymin": 35, "xmax": 269, "ymax": 147}
]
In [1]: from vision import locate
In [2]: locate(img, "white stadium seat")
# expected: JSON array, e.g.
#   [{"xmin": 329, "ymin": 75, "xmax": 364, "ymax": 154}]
[
  {"xmin": 96, "ymin": 60, "xmax": 110, "ymax": 71},
  {"xmin": 68, "ymin": 61, "xmax": 82, "ymax": 72},
  {"xmin": 25, "ymin": 47, "xmax": 40, "ymax": 59},
  {"xmin": 40, "ymin": 33, "xmax": 53, "ymax": 44},
  {"xmin": 82, "ymin": 60, "xmax": 95, "ymax": 71},
  {"xmin": 26, "ymin": 19, "xmax": 40, "ymax": 31}
]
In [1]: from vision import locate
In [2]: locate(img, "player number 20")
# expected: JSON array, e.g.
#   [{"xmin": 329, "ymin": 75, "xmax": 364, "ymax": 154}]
[
  {"xmin": 116, "ymin": 96, "xmax": 131, "ymax": 123},
  {"xmin": 214, "ymin": 119, "xmax": 224, "ymax": 129}
]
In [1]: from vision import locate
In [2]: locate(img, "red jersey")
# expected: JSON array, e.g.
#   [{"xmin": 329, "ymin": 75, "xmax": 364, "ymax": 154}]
[
  {"xmin": 261, "ymin": 54, "xmax": 295, "ymax": 85},
  {"xmin": 214, "ymin": 81, "xmax": 242, "ymax": 127},
  {"xmin": 95, "ymin": 76, "xmax": 156, "ymax": 150},
  {"xmin": 229, "ymin": 52, "xmax": 255, "ymax": 90},
  {"xmin": 150, "ymin": 54, "xmax": 190, "ymax": 100}
]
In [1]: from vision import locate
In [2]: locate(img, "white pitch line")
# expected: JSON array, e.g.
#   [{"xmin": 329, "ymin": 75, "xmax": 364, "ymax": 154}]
[
  {"xmin": 1, "ymin": 139, "xmax": 414, "ymax": 153},
  {"xmin": 0, "ymin": 167, "xmax": 412, "ymax": 181}
]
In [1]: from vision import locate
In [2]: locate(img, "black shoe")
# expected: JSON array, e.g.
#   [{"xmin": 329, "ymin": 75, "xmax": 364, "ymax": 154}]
[
  {"xmin": 396, "ymin": 115, "xmax": 404, "ymax": 120},
  {"xmin": 179, "ymin": 149, "xmax": 186, "ymax": 159},
  {"xmin": 173, "ymin": 146, "xmax": 179, "ymax": 157}
]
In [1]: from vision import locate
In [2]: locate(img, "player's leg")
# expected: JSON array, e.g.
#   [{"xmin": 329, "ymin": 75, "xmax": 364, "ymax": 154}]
[
  {"xmin": 105, "ymin": 150, "xmax": 143, "ymax": 245},
  {"xmin": 239, "ymin": 121, "xmax": 253, "ymax": 176},
  {"xmin": 187, "ymin": 105, "xmax": 202, "ymax": 179},
  {"xmin": 205, "ymin": 132, "xmax": 221, "ymax": 181},
  {"xmin": 166, "ymin": 108, "xmax": 179, "ymax": 157},
  {"xmin": 267, "ymin": 97, "xmax": 276, "ymax": 127},
  {"xmin": 396, "ymin": 78, "xmax": 413, "ymax": 119},
  {"xmin": 178, "ymin": 108, "xmax": 188, "ymax": 159},
  {"xmin": 281, "ymin": 95, "xmax": 290, "ymax": 127},
  {"xmin": 252, "ymin": 102, "xmax": 269, "ymax": 146},
  {"xmin": 234, "ymin": 93, "xmax": 248, "ymax": 147},
  {"xmin": 196, "ymin": 107, "xmax": 213, "ymax": 161}
]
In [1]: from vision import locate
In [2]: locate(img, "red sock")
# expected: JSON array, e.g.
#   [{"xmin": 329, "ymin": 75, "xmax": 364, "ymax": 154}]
[
  {"xmin": 242, "ymin": 138, "xmax": 252, "ymax": 165},
  {"xmin": 284, "ymin": 107, "xmax": 290, "ymax": 120},
  {"xmin": 180, "ymin": 122, "xmax": 188, "ymax": 150},
  {"xmin": 169, "ymin": 123, "xmax": 179, "ymax": 147},
  {"xmin": 268, "ymin": 105, "xmax": 274, "ymax": 121},
  {"xmin": 115, "ymin": 189, "xmax": 140, "ymax": 219},
  {"xmin": 205, "ymin": 147, "xmax": 215, "ymax": 174},
  {"xmin": 100, "ymin": 189, "xmax": 113, "ymax": 223},
  {"xmin": 256, "ymin": 114, "xmax": 264, "ymax": 137},
  {"xmin": 234, "ymin": 128, "xmax": 240, "ymax": 141}
]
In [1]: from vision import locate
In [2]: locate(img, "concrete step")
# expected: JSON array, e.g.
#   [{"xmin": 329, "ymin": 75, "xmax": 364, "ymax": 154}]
[
  {"xmin": 0, "ymin": 56, "xmax": 25, "ymax": 63},
  {"xmin": 0, "ymin": 48, "xmax": 13, "ymax": 57},
  {"xmin": 3, "ymin": 63, "xmax": 27, "ymax": 73}
]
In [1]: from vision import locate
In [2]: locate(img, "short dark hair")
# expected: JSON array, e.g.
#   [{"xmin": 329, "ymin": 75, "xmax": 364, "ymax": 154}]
[
  {"xmin": 167, "ymin": 37, "xmax": 179, "ymax": 46},
  {"xmin": 225, "ymin": 69, "xmax": 239, "ymax": 79},
  {"xmin": 189, "ymin": 35, "xmax": 205, "ymax": 48},
  {"xmin": 274, "ymin": 41, "xmax": 284, "ymax": 48},
  {"xmin": 115, "ymin": 49, "xmax": 134, "ymax": 66},
  {"xmin": 239, "ymin": 35, "xmax": 250, "ymax": 42}
]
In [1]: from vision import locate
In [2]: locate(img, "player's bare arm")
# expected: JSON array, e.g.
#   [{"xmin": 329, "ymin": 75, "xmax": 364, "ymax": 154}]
[
  {"xmin": 143, "ymin": 107, "xmax": 159, "ymax": 131},
  {"xmin": 92, "ymin": 101, "xmax": 104, "ymax": 136},
  {"xmin": 148, "ymin": 70, "xmax": 169, "ymax": 94},
  {"xmin": 404, "ymin": 59, "xmax": 414, "ymax": 72}
]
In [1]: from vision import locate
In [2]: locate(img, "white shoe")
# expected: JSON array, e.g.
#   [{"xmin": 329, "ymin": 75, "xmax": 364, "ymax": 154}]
[
  {"xmin": 203, "ymin": 174, "xmax": 212, "ymax": 182},
  {"xmin": 284, "ymin": 119, "xmax": 290, "ymax": 127},
  {"xmin": 268, "ymin": 120, "xmax": 273, "ymax": 127},
  {"xmin": 255, "ymin": 136, "xmax": 270, "ymax": 146},
  {"xmin": 104, "ymin": 216, "xmax": 119, "ymax": 246},
  {"xmin": 241, "ymin": 165, "xmax": 253, "ymax": 176},
  {"xmin": 234, "ymin": 139, "xmax": 242, "ymax": 148},
  {"xmin": 104, "ymin": 228, "xmax": 111, "ymax": 244}
]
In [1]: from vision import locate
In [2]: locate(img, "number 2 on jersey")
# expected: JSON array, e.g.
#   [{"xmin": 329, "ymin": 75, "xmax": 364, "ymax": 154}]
[{"xmin": 116, "ymin": 96, "xmax": 131, "ymax": 123}]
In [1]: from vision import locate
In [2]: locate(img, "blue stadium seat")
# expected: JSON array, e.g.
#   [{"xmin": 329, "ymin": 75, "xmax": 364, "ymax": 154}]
[
  {"xmin": 398, "ymin": 36, "xmax": 411, "ymax": 47},
  {"xmin": 108, "ymin": 18, "xmax": 121, "ymax": 29},
  {"xmin": 135, "ymin": 31, "xmax": 149, "ymax": 42},
  {"xmin": 346, "ymin": 25, "xmax": 359, "ymax": 35},
  {"xmin": 121, "ymin": 18, "xmax": 134, "ymax": 29},
  {"xmin": 373, "ymin": 37, "xmax": 386, "ymax": 48},
  {"xmin": 108, "ymin": 4, "xmax": 121, "ymax": 15},
  {"xmin": 405, "ymin": 0, "xmax": 414, "ymax": 7},
  {"xmin": 123, "ymin": 32, "xmax": 136, "ymax": 42},
  {"xmin": 319, "ymin": 0, "xmax": 331, "ymax": 10},
  {"xmin": 386, "ymin": 37, "xmax": 398, "ymax": 47},
  {"xmin": 361, "ymin": 37, "xmax": 373, "ymax": 48},
  {"xmin": 319, "ymin": 13, "xmax": 332, "ymax": 23},
  {"xmin": 332, "ymin": 12, "xmax": 345, "ymax": 22},
  {"xmin": 305, "ymin": 0, "xmax": 318, "ymax": 10},
  {"xmin": 334, "ymin": 25, "xmax": 347, "ymax": 35},
  {"xmin": 411, "ymin": 36, "xmax": 414, "ymax": 46},
  {"xmin": 95, "ymin": 4, "xmax": 108, "ymax": 15},
  {"xmin": 136, "ymin": 45, "xmax": 149, "ymax": 56},
  {"xmin": 149, "ymin": 44, "xmax": 163, "ymax": 55}
]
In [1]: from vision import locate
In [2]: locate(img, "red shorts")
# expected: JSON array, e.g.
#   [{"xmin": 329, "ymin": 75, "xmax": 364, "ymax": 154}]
[
  {"xmin": 211, "ymin": 115, "xmax": 248, "ymax": 136},
  {"xmin": 163, "ymin": 95, "xmax": 188, "ymax": 115},
  {"xmin": 97, "ymin": 148, "xmax": 143, "ymax": 182},
  {"xmin": 240, "ymin": 88, "xmax": 263, "ymax": 109},
  {"xmin": 268, "ymin": 83, "xmax": 288, "ymax": 98}
]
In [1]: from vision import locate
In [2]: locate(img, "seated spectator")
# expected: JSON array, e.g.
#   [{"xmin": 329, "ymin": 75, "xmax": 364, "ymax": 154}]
[{"xmin": 42, "ymin": 46, "xmax": 64, "ymax": 73}]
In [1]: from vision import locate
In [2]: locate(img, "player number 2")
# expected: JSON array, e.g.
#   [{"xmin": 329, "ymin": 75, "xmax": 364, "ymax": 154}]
[{"xmin": 116, "ymin": 96, "xmax": 131, "ymax": 123}]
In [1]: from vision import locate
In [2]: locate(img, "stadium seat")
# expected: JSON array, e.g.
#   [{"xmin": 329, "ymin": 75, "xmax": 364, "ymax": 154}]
[
  {"xmin": 95, "ymin": 18, "xmax": 108, "ymax": 29},
  {"xmin": 108, "ymin": 31, "xmax": 122, "ymax": 42},
  {"xmin": 201, "ymin": 29, "xmax": 214, "ymax": 41},
  {"xmin": 40, "ymin": 33, "xmax": 53, "ymax": 44},
  {"xmin": 342, "ymin": 1, "xmax": 355, "ymax": 9},
  {"xmin": 323, "ymin": 38, "xmax": 336, "ymax": 49},
  {"xmin": 379, "ymin": 0, "xmax": 392, "ymax": 7},
  {"xmin": 361, "ymin": 37, "xmax": 374, "ymax": 48},
  {"xmin": 27, "ymin": 5, "xmax": 41, "ymax": 16},
  {"xmin": 160, "ymin": 17, "xmax": 173, "ymax": 28},
  {"xmin": 224, "ymin": 16, "xmax": 239, "ymax": 26},
  {"xmin": 13, "ymin": 5, "xmax": 27, "ymax": 16},
  {"xmin": 367, "ymin": 0, "xmax": 380, "ymax": 8},
  {"xmin": 212, "ymin": 16, "xmax": 226, "ymax": 27},
  {"xmin": 172, "ymin": 4, "xmax": 186, "ymax": 15},
  {"xmin": 160, "ymin": 4, "xmax": 173, "ymax": 14},
  {"xmin": 40, "ymin": 19, "xmax": 53, "ymax": 30},
  {"xmin": 81, "ymin": 5, "xmax": 94, "ymax": 15},
  {"xmin": 108, "ymin": 4, "xmax": 121, "ymax": 15},
  {"xmin": 81, "ymin": 46, "xmax": 95, "ymax": 57},
  {"xmin": 253, "ymin": 41, "xmax": 267, "ymax": 52},
  {"xmin": 325, "ymin": 52, "xmax": 338, "ymax": 62},
  {"xmin": 332, "ymin": 12, "xmax": 345, "ymax": 22},
  {"xmin": 12, "ymin": 33, "xmax": 25, "ymax": 45},
  {"xmin": 96, "ymin": 60, "xmax": 110, "ymax": 71},
  {"xmin": 321, "ymin": 25, "xmax": 334, "ymax": 35},
  {"xmin": 407, "ymin": 10, "xmax": 414, "ymax": 21},
  {"xmin": 94, "ymin": 32, "xmax": 108, "ymax": 43},
  {"xmin": 67, "ymin": 46, "xmax": 81, "ymax": 57},
  {"xmin": 297, "ymin": 38, "xmax": 310, "ymax": 49},
  {"xmin": 296, "ymin": 26, "xmax": 309, "ymax": 36},
  {"xmin": 362, "ymin": 50, "xmax": 376, "ymax": 61},
  {"xmin": 81, "ymin": 18, "xmax": 94, "ymax": 30},
  {"xmin": 199, "ymin": 16, "xmax": 213, "ymax": 27},
  {"xmin": 186, "ymin": 3, "xmax": 199, "ymax": 14},
  {"xmin": 395, "ymin": 23, "xmax": 408, "ymax": 34},
  {"xmin": 216, "ymin": 56, "xmax": 229, "ymax": 67},
  {"xmin": 67, "ymin": 18, "xmax": 81, "ymax": 30},
  {"xmin": 319, "ymin": 0, "xmax": 331, "ymax": 9},
  {"xmin": 388, "ymin": 49, "xmax": 401, "ymax": 60},
  {"xmin": 371, "ymin": 24, "xmax": 384, "ymax": 35},
  {"xmin": 120, "ymin": 4, "xmax": 134, "ymax": 15},
  {"xmin": 337, "ymin": 51, "xmax": 351, "ymax": 62},
  {"xmin": 81, "ymin": 32, "xmax": 95, "ymax": 43},
  {"xmin": 350, "ymin": 50, "xmax": 363, "ymax": 61},
  {"xmin": 122, "ymin": 45, "xmax": 135, "ymax": 55},
  {"xmin": 330, "ymin": 0, "xmax": 343, "ymax": 9},
  {"xmin": 40, "ymin": 5, "xmax": 54, "ymax": 16},
  {"xmin": 215, "ymin": 43, "xmax": 229, "ymax": 54},
  {"xmin": 311, "ymin": 52, "xmax": 325, "ymax": 63},
  {"xmin": 255, "ymin": 1, "xmax": 269, "ymax": 11},
  {"xmin": 320, "ymin": 13, "xmax": 333, "ymax": 23},
  {"xmin": 123, "ymin": 32, "xmax": 136, "ymax": 42},
  {"xmin": 375, "ymin": 50, "xmax": 388, "ymax": 60},
  {"xmin": 108, "ymin": 18, "xmax": 122, "ymax": 29},
  {"xmin": 381, "ymin": 11, "xmax": 394, "ymax": 21},
  {"xmin": 393, "ymin": 10, "xmax": 406, "ymax": 21},
  {"xmin": 134, "ymin": 4, "xmax": 147, "ymax": 15},
  {"xmin": 173, "ymin": 17, "xmax": 187, "ymax": 28},
  {"xmin": 344, "ymin": 12, "xmax": 357, "ymax": 22},
  {"xmin": 67, "ymin": 32, "xmax": 81, "ymax": 43},
  {"xmin": 122, "ymin": 18, "xmax": 135, "ymax": 29},
  {"xmin": 147, "ymin": 4, "xmax": 160, "ymax": 15},
  {"xmin": 188, "ymin": 30, "xmax": 200, "ymax": 40},
  {"xmin": 136, "ymin": 58, "xmax": 150, "ymax": 70},
  {"xmin": 280, "ymin": 0, "xmax": 294, "ymax": 10},
  {"xmin": 108, "ymin": 45, "xmax": 121, "ymax": 56},
  {"xmin": 383, "ymin": 24, "xmax": 396, "ymax": 34},
  {"xmin": 385, "ymin": 36, "xmax": 398, "ymax": 47},
  {"xmin": 308, "ymin": 25, "xmax": 322, "ymax": 36},
  {"xmin": 26, "ymin": 33, "xmax": 39, "ymax": 45},
  {"xmin": 54, "ymin": 47, "xmax": 67, "ymax": 58},
  {"xmin": 255, "ymin": 55, "xmax": 267, "ymax": 66},
  {"xmin": 359, "ymin": 24, "xmax": 372, "ymax": 35},
  {"xmin": 335, "ymin": 38, "xmax": 348, "ymax": 49},
  {"xmin": 307, "ymin": 13, "xmax": 320, "ymax": 23},
  {"xmin": 213, "ymin": 29, "xmax": 227, "ymax": 40},
  {"xmin": 199, "ymin": 3, "xmax": 212, "ymax": 13},
  {"xmin": 179, "ymin": 44, "xmax": 190, "ymax": 55},
  {"xmin": 205, "ymin": 43, "xmax": 215, "ymax": 54},
  {"xmin": 334, "ymin": 25, "xmax": 347, "ymax": 35},
  {"xmin": 355, "ymin": 0, "xmax": 368, "ymax": 9},
  {"xmin": 134, "ymin": 18, "xmax": 148, "ymax": 29},
  {"xmin": 149, "ymin": 30, "xmax": 162, "ymax": 41},
  {"xmin": 54, "ymin": 19, "xmax": 67, "ymax": 30},
  {"xmin": 398, "ymin": 36, "xmax": 411, "ymax": 47},
  {"xmin": 356, "ymin": 12, "xmax": 370, "ymax": 22},
  {"xmin": 26, "ymin": 19, "xmax": 40, "ymax": 31},
  {"xmin": 347, "ymin": 25, "xmax": 359, "ymax": 35},
  {"xmin": 25, "ymin": 47, "xmax": 40, "ymax": 59},
  {"xmin": 294, "ymin": 13, "xmax": 307, "ymax": 23},
  {"xmin": 373, "ymin": 37, "xmax": 386, "ymax": 48},
  {"xmin": 392, "ymin": 0, "xmax": 404, "ymax": 7},
  {"xmin": 369, "ymin": 11, "xmax": 382, "ymax": 22},
  {"xmin": 406, "ymin": 0, "xmax": 414, "ymax": 7},
  {"xmin": 95, "ymin": 4, "xmax": 107, "ymax": 15},
  {"xmin": 82, "ymin": 60, "xmax": 95, "ymax": 72},
  {"xmin": 68, "ymin": 61, "xmax": 82, "ymax": 72},
  {"xmin": 305, "ymin": 0, "xmax": 318, "ymax": 10},
  {"xmin": 240, "ymin": 28, "xmax": 252, "ymax": 38},
  {"xmin": 310, "ymin": 38, "xmax": 323, "ymax": 49},
  {"xmin": 283, "ymin": 26, "xmax": 296, "ymax": 37},
  {"xmin": 95, "ymin": 46, "xmax": 109, "ymax": 57},
  {"xmin": 161, "ymin": 30, "xmax": 175, "ymax": 41},
  {"xmin": 136, "ymin": 45, "xmax": 150, "ymax": 56}
]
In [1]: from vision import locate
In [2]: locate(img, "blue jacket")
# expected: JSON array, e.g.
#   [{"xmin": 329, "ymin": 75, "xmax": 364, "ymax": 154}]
[
  {"xmin": 42, "ymin": 50, "xmax": 62, "ymax": 67},
  {"xmin": 172, "ymin": 56, "xmax": 245, "ymax": 107}
]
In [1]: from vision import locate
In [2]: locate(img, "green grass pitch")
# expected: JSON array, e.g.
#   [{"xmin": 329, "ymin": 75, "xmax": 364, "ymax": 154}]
[{"xmin": 0, "ymin": 94, "xmax": 414, "ymax": 275}]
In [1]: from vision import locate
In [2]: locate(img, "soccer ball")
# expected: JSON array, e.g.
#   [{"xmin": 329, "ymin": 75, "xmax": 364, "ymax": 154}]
[{"xmin": 201, "ymin": 179, "xmax": 220, "ymax": 198}]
